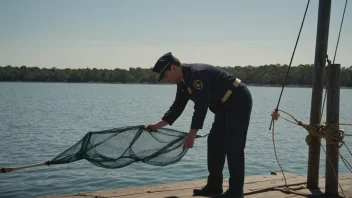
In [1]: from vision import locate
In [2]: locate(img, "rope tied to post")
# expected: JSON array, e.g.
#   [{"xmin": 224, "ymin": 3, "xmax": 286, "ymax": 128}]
[
  {"xmin": 270, "ymin": 109, "xmax": 352, "ymax": 197},
  {"xmin": 272, "ymin": 110, "xmax": 347, "ymax": 147},
  {"xmin": 303, "ymin": 123, "xmax": 345, "ymax": 147}
]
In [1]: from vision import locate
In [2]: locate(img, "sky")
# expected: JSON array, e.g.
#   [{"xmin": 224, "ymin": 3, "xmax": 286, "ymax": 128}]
[{"xmin": 0, "ymin": 0, "xmax": 351, "ymax": 70}]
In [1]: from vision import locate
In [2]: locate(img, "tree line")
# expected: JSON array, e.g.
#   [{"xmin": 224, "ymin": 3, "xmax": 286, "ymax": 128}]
[{"xmin": 1, "ymin": 64, "xmax": 352, "ymax": 87}]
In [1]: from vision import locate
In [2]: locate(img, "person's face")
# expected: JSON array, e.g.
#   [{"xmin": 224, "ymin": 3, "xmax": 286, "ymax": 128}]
[{"xmin": 163, "ymin": 65, "xmax": 179, "ymax": 84}]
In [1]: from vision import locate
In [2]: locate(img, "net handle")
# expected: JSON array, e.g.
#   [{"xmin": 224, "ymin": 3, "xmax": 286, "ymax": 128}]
[{"xmin": 1, "ymin": 161, "xmax": 49, "ymax": 173}]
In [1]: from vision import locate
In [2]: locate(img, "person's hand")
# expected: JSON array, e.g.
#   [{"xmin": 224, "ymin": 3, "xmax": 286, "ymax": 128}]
[
  {"xmin": 183, "ymin": 133, "xmax": 196, "ymax": 148},
  {"xmin": 145, "ymin": 123, "xmax": 158, "ymax": 131},
  {"xmin": 144, "ymin": 120, "xmax": 168, "ymax": 132}
]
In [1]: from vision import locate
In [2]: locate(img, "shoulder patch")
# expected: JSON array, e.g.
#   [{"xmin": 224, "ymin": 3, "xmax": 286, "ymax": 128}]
[{"xmin": 193, "ymin": 80, "xmax": 203, "ymax": 90}]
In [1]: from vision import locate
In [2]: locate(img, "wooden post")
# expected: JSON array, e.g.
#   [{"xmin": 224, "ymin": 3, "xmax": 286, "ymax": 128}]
[
  {"xmin": 307, "ymin": 0, "xmax": 332, "ymax": 189},
  {"xmin": 325, "ymin": 64, "xmax": 341, "ymax": 196}
]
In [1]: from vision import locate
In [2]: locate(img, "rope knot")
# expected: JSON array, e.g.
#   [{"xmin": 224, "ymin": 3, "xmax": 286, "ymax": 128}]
[
  {"xmin": 338, "ymin": 129, "xmax": 345, "ymax": 148},
  {"xmin": 304, "ymin": 124, "xmax": 324, "ymax": 146},
  {"xmin": 271, "ymin": 111, "xmax": 280, "ymax": 121},
  {"xmin": 297, "ymin": 121, "xmax": 305, "ymax": 127}
]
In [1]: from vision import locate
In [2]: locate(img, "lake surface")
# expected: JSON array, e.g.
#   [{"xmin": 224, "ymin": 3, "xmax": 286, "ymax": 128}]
[{"xmin": 1, "ymin": 82, "xmax": 352, "ymax": 198}]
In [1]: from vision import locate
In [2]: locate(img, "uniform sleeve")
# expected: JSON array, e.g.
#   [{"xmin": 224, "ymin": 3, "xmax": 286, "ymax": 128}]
[
  {"xmin": 190, "ymin": 71, "xmax": 210, "ymax": 130},
  {"xmin": 162, "ymin": 83, "xmax": 189, "ymax": 125}
]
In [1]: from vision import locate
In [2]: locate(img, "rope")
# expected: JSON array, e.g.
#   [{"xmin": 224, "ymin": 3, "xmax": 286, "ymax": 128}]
[
  {"xmin": 271, "ymin": 110, "xmax": 352, "ymax": 197},
  {"xmin": 269, "ymin": 0, "xmax": 310, "ymax": 130},
  {"xmin": 333, "ymin": 0, "xmax": 348, "ymax": 64},
  {"xmin": 275, "ymin": 185, "xmax": 311, "ymax": 196},
  {"xmin": 340, "ymin": 124, "xmax": 352, "ymax": 137},
  {"xmin": 338, "ymin": 145, "xmax": 352, "ymax": 172},
  {"xmin": 273, "ymin": 110, "xmax": 348, "ymax": 146},
  {"xmin": 271, "ymin": 119, "xmax": 288, "ymax": 187},
  {"xmin": 343, "ymin": 142, "xmax": 352, "ymax": 155}
]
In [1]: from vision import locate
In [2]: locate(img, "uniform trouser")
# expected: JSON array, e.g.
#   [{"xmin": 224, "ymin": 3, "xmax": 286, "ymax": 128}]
[{"xmin": 206, "ymin": 83, "xmax": 252, "ymax": 196}]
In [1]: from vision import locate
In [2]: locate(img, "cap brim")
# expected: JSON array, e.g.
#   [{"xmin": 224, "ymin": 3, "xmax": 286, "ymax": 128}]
[
  {"xmin": 158, "ymin": 69, "xmax": 166, "ymax": 82},
  {"xmin": 157, "ymin": 62, "xmax": 171, "ymax": 82}
]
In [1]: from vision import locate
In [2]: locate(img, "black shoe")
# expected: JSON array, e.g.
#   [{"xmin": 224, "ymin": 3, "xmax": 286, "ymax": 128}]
[
  {"xmin": 193, "ymin": 186, "xmax": 223, "ymax": 196},
  {"xmin": 211, "ymin": 189, "xmax": 244, "ymax": 198}
]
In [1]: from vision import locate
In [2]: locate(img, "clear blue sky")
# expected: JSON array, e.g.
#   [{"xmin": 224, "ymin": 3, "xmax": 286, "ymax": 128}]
[{"xmin": 1, "ymin": 0, "xmax": 351, "ymax": 69}]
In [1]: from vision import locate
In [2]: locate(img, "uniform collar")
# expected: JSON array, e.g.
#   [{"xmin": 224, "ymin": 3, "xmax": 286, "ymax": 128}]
[{"xmin": 181, "ymin": 64, "xmax": 191, "ymax": 85}]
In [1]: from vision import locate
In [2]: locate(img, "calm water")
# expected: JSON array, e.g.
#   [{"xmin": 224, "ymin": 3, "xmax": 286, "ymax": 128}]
[{"xmin": 1, "ymin": 82, "xmax": 352, "ymax": 198}]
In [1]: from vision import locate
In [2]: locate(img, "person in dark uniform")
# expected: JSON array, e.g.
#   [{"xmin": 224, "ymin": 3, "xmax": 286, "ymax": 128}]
[{"xmin": 145, "ymin": 52, "xmax": 252, "ymax": 198}]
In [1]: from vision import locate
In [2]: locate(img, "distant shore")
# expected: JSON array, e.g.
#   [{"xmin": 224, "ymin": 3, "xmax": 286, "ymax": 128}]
[
  {"xmin": 1, "ymin": 81, "xmax": 352, "ymax": 89},
  {"xmin": 2, "ymin": 64, "xmax": 352, "ymax": 88}
]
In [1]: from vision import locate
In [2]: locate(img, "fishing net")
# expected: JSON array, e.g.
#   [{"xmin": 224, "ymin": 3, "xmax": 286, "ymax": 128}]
[{"xmin": 1, "ymin": 125, "xmax": 202, "ymax": 173}]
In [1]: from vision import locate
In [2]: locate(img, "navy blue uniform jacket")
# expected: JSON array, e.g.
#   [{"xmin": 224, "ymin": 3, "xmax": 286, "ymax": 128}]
[{"xmin": 162, "ymin": 63, "xmax": 237, "ymax": 130}]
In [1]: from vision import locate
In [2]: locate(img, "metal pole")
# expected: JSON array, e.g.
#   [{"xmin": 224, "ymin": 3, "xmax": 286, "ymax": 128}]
[
  {"xmin": 325, "ymin": 64, "xmax": 340, "ymax": 196},
  {"xmin": 307, "ymin": 0, "xmax": 332, "ymax": 189}
]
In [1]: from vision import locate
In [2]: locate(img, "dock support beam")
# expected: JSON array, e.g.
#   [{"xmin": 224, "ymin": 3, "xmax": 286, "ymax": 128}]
[
  {"xmin": 325, "ymin": 64, "xmax": 341, "ymax": 196},
  {"xmin": 307, "ymin": 0, "xmax": 331, "ymax": 189}
]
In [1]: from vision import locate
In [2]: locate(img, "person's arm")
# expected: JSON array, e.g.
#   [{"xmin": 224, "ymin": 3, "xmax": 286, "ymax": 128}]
[
  {"xmin": 190, "ymin": 72, "xmax": 210, "ymax": 130},
  {"xmin": 183, "ymin": 129, "xmax": 199, "ymax": 148},
  {"xmin": 161, "ymin": 82, "xmax": 189, "ymax": 125},
  {"xmin": 145, "ymin": 83, "xmax": 189, "ymax": 131},
  {"xmin": 184, "ymin": 72, "xmax": 210, "ymax": 148}
]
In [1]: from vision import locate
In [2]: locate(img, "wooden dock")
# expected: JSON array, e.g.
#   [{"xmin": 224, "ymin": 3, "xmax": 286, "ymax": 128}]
[{"xmin": 39, "ymin": 172, "xmax": 352, "ymax": 198}]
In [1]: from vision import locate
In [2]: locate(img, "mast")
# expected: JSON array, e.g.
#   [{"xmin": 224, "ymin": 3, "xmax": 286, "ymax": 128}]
[{"xmin": 307, "ymin": 0, "xmax": 331, "ymax": 189}]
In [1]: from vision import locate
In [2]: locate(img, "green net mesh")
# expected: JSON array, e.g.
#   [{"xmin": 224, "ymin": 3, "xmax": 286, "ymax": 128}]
[{"xmin": 47, "ymin": 125, "xmax": 199, "ymax": 168}]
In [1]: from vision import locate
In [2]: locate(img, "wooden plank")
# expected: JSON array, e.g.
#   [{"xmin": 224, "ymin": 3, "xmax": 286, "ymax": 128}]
[
  {"xmin": 337, "ymin": 173, "xmax": 352, "ymax": 180},
  {"xmin": 97, "ymin": 173, "xmax": 298, "ymax": 196},
  {"xmin": 38, "ymin": 173, "xmax": 296, "ymax": 198},
  {"xmin": 41, "ymin": 173, "xmax": 296, "ymax": 198},
  {"xmin": 246, "ymin": 190, "xmax": 297, "ymax": 198},
  {"xmin": 244, "ymin": 172, "xmax": 298, "ymax": 184},
  {"xmin": 38, "ymin": 173, "xmax": 352, "ymax": 198},
  {"xmin": 245, "ymin": 176, "xmax": 307, "ymax": 192}
]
